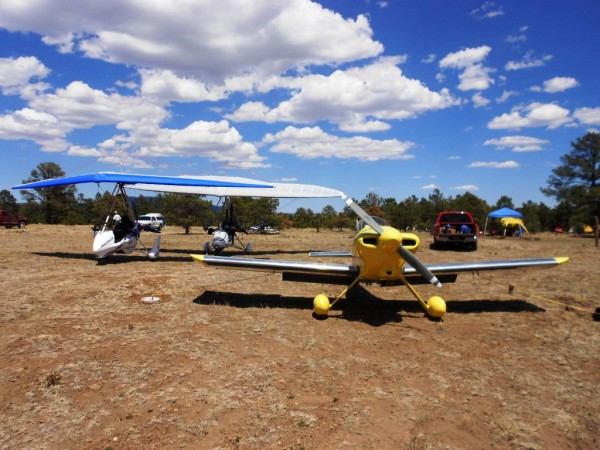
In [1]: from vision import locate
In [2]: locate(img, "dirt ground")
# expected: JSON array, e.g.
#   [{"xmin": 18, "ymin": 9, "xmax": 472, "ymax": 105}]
[{"xmin": 1, "ymin": 224, "xmax": 598, "ymax": 449}]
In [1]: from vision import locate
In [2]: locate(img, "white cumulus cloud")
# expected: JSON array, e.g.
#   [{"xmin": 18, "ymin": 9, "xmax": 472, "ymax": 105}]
[
  {"xmin": 262, "ymin": 126, "xmax": 415, "ymax": 161},
  {"xmin": 573, "ymin": 107, "xmax": 600, "ymax": 126},
  {"xmin": 0, "ymin": 0, "xmax": 383, "ymax": 83},
  {"xmin": 472, "ymin": 92, "xmax": 491, "ymax": 108},
  {"xmin": 468, "ymin": 161, "xmax": 520, "ymax": 169},
  {"xmin": 134, "ymin": 120, "xmax": 268, "ymax": 169},
  {"xmin": 0, "ymin": 108, "xmax": 65, "ymax": 151},
  {"xmin": 440, "ymin": 46, "xmax": 491, "ymax": 69},
  {"xmin": 505, "ymin": 51, "xmax": 553, "ymax": 71},
  {"xmin": 227, "ymin": 57, "xmax": 458, "ymax": 131},
  {"xmin": 439, "ymin": 46, "xmax": 494, "ymax": 91},
  {"xmin": 487, "ymin": 102, "xmax": 572, "ymax": 130},
  {"xmin": 541, "ymin": 77, "xmax": 579, "ymax": 93},
  {"xmin": 139, "ymin": 69, "xmax": 228, "ymax": 103},
  {"xmin": 470, "ymin": 2, "xmax": 505, "ymax": 19},
  {"xmin": 450, "ymin": 185, "xmax": 479, "ymax": 191},
  {"xmin": 484, "ymin": 135, "xmax": 549, "ymax": 152},
  {"xmin": 0, "ymin": 56, "xmax": 50, "ymax": 96}
]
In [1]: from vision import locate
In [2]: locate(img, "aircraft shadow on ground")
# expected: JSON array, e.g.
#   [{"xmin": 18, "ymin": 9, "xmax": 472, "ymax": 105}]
[
  {"xmin": 166, "ymin": 248, "xmax": 313, "ymax": 257},
  {"xmin": 428, "ymin": 244, "xmax": 477, "ymax": 253},
  {"xmin": 33, "ymin": 247, "xmax": 313, "ymax": 263},
  {"xmin": 33, "ymin": 251, "xmax": 98, "ymax": 261},
  {"xmin": 32, "ymin": 251, "xmax": 193, "ymax": 264},
  {"xmin": 193, "ymin": 285, "xmax": 545, "ymax": 327}
]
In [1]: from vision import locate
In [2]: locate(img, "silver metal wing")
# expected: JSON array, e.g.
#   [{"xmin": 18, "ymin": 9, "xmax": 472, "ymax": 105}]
[{"xmin": 191, "ymin": 254, "xmax": 568, "ymax": 286}]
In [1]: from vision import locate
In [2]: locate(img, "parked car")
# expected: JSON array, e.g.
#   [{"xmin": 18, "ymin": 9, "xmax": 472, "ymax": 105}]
[
  {"xmin": 136, "ymin": 213, "xmax": 165, "ymax": 230},
  {"xmin": 0, "ymin": 210, "xmax": 27, "ymax": 228},
  {"xmin": 248, "ymin": 222, "xmax": 279, "ymax": 234},
  {"xmin": 432, "ymin": 211, "xmax": 479, "ymax": 251}
]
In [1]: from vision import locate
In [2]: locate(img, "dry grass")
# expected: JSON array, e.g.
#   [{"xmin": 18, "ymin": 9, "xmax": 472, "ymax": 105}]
[{"xmin": 1, "ymin": 225, "xmax": 599, "ymax": 449}]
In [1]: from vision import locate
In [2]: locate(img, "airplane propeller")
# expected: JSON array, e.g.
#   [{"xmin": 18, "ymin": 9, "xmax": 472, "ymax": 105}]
[{"xmin": 342, "ymin": 194, "xmax": 442, "ymax": 288}]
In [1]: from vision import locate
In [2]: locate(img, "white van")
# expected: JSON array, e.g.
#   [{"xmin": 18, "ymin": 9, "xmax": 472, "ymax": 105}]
[{"xmin": 137, "ymin": 213, "xmax": 165, "ymax": 230}]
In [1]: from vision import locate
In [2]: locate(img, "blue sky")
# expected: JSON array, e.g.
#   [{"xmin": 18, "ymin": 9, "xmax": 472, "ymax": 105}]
[{"xmin": 1, "ymin": 0, "xmax": 599, "ymax": 212}]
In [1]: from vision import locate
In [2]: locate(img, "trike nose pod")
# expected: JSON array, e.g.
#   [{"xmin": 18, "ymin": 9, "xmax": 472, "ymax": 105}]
[{"xmin": 93, "ymin": 230, "xmax": 117, "ymax": 259}]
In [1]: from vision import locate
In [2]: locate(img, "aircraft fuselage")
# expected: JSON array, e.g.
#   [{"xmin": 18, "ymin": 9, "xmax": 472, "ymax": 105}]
[
  {"xmin": 353, "ymin": 226, "xmax": 420, "ymax": 282},
  {"xmin": 92, "ymin": 230, "xmax": 137, "ymax": 259}
]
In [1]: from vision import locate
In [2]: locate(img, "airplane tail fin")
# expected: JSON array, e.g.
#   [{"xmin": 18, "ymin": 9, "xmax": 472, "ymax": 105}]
[{"xmin": 149, "ymin": 235, "xmax": 161, "ymax": 259}]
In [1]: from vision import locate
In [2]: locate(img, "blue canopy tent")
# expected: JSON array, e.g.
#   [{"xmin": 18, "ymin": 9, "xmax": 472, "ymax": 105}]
[{"xmin": 484, "ymin": 207, "xmax": 523, "ymax": 235}]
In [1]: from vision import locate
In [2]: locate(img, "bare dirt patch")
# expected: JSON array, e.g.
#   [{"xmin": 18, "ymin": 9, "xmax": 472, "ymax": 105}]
[{"xmin": 1, "ymin": 225, "xmax": 599, "ymax": 449}]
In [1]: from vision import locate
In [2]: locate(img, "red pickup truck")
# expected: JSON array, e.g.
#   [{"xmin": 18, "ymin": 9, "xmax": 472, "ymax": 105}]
[
  {"xmin": 432, "ymin": 211, "xmax": 479, "ymax": 251},
  {"xmin": 0, "ymin": 210, "xmax": 27, "ymax": 228}
]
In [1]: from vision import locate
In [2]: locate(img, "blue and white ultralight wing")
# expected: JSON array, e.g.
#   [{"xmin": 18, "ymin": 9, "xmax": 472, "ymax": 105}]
[
  {"xmin": 129, "ymin": 175, "xmax": 343, "ymax": 198},
  {"xmin": 12, "ymin": 172, "xmax": 273, "ymax": 190}
]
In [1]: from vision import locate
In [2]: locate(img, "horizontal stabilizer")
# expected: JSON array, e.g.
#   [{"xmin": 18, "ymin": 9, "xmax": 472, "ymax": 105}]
[{"xmin": 309, "ymin": 251, "xmax": 353, "ymax": 257}]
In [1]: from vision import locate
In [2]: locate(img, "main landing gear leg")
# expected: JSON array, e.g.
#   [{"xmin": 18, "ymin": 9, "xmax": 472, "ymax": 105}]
[
  {"xmin": 313, "ymin": 277, "xmax": 362, "ymax": 318},
  {"xmin": 398, "ymin": 275, "xmax": 446, "ymax": 319}
]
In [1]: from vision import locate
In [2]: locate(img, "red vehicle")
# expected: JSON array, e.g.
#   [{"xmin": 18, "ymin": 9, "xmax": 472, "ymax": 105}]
[
  {"xmin": 0, "ymin": 210, "xmax": 27, "ymax": 228},
  {"xmin": 432, "ymin": 211, "xmax": 479, "ymax": 251}
]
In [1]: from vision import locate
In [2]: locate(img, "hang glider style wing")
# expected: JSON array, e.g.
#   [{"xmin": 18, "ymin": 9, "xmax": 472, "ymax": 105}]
[
  {"xmin": 191, "ymin": 254, "xmax": 568, "ymax": 286},
  {"xmin": 12, "ymin": 172, "xmax": 273, "ymax": 190},
  {"xmin": 130, "ymin": 176, "xmax": 343, "ymax": 198}
]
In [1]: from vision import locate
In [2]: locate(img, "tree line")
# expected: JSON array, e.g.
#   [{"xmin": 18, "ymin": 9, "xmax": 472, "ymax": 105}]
[{"xmin": 2, "ymin": 132, "xmax": 598, "ymax": 234}]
